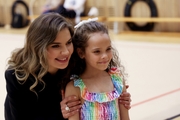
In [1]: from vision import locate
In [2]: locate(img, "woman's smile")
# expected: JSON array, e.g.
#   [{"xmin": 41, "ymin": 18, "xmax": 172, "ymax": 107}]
[{"xmin": 55, "ymin": 57, "xmax": 69, "ymax": 63}]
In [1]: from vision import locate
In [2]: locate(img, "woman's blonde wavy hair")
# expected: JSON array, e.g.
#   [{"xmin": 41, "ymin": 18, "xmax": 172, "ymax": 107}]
[{"xmin": 7, "ymin": 13, "xmax": 74, "ymax": 95}]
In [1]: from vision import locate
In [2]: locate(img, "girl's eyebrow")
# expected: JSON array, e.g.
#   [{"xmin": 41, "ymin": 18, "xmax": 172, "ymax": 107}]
[
  {"xmin": 92, "ymin": 45, "xmax": 111, "ymax": 50},
  {"xmin": 92, "ymin": 47, "xmax": 100, "ymax": 50}
]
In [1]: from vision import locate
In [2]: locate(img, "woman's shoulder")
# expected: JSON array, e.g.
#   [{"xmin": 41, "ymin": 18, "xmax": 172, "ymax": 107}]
[
  {"xmin": 5, "ymin": 68, "xmax": 32, "ymax": 87},
  {"xmin": 5, "ymin": 69, "xmax": 16, "ymax": 81},
  {"xmin": 4, "ymin": 69, "xmax": 23, "ymax": 94},
  {"xmin": 5, "ymin": 68, "xmax": 15, "ymax": 73}
]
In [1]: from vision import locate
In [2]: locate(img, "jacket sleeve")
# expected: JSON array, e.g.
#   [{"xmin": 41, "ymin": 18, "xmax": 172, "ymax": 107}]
[
  {"xmin": 4, "ymin": 69, "xmax": 65, "ymax": 120},
  {"xmin": 4, "ymin": 69, "xmax": 35, "ymax": 120}
]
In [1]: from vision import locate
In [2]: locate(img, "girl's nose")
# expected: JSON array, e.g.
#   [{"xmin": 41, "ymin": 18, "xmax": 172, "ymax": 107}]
[{"xmin": 102, "ymin": 53, "xmax": 107, "ymax": 59}]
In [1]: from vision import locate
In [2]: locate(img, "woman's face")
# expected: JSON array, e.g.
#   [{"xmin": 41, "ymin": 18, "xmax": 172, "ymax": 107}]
[{"xmin": 47, "ymin": 28, "xmax": 74, "ymax": 74}]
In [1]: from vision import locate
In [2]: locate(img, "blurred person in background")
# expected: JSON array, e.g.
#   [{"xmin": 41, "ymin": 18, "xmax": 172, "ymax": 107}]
[
  {"xmin": 42, "ymin": 0, "xmax": 64, "ymax": 14},
  {"xmin": 56, "ymin": 0, "xmax": 86, "ymax": 24}
]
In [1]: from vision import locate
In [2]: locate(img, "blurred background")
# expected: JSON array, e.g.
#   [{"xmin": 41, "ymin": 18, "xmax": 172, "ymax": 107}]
[
  {"xmin": 0, "ymin": 0, "xmax": 180, "ymax": 31},
  {"xmin": 0, "ymin": 0, "xmax": 180, "ymax": 120}
]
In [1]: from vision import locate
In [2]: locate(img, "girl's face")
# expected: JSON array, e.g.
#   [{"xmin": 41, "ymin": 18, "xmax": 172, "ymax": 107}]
[
  {"xmin": 80, "ymin": 32, "xmax": 113, "ymax": 71},
  {"xmin": 47, "ymin": 28, "xmax": 73, "ymax": 74}
]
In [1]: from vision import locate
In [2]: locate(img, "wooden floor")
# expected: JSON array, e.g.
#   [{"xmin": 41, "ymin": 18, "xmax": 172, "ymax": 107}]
[{"xmin": 0, "ymin": 26, "xmax": 180, "ymax": 120}]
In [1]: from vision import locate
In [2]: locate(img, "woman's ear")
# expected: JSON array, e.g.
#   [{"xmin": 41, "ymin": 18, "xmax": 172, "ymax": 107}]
[{"xmin": 77, "ymin": 48, "xmax": 84, "ymax": 59}]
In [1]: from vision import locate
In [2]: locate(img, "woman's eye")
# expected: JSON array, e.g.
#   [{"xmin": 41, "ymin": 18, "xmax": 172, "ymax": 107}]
[
  {"xmin": 67, "ymin": 40, "xmax": 72, "ymax": 45},
  {"xmin": 52, "ymin": 45, "xmax": 59, "ymax": 48}
]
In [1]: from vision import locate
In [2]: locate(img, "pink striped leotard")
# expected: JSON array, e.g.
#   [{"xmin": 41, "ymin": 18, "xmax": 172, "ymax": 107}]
[{"xmin": 72, "ymin": 67, "xmax": 123, "ymax": 120}]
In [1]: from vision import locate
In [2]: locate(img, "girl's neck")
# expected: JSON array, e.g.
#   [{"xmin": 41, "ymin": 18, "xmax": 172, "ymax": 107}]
[
  {"xmin": 80, "ymin": 68, "xmax": 113, "ymax": 93},
  {"xmin": 81, "ymin": 68, "xmax": 107, "ymax": 79}
]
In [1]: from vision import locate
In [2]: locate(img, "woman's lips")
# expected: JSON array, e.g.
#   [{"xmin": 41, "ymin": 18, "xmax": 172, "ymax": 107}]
[{"xmin": 55, "ymin": 57, "xmax": 68, "ymax": 63}]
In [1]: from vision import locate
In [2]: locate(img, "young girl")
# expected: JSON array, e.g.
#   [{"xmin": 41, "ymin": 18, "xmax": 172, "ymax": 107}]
[{"xmin": 65, "ymin": 18, "xmax": 130, "ymax": 120}]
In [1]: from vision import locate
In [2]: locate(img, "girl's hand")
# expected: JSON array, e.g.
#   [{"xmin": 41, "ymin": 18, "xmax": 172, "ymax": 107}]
[
  {"xmin": 60, "ymin": 90, "xmax": 82, "ymax": 119},
  {"xmin": 118, "ymin": 85, "xmax": 131, "ymax": 110}
]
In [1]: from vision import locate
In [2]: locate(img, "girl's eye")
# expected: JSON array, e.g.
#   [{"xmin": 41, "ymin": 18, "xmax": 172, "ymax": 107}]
[
  {"xmin": 94, "ymin": 50, "xmax": 100, "ymax": 53},
  {"xmin": 107, "ymin": 47, "xmax": 112, "ymax": 51}
]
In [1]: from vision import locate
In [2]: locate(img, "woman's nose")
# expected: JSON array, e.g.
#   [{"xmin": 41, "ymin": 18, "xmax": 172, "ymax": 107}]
[{"xmin": 61, "ymin": 47, "xmax": 69, "ymax": 55}]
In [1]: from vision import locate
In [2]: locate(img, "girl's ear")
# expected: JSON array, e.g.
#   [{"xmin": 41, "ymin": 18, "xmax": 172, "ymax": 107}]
[{"xmin": 77, "ymin": 48, "xmax": 84, "ymax": 59}]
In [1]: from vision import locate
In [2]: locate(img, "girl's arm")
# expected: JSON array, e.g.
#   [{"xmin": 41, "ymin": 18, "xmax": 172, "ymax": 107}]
[
  {"xmin": 64, "ymin": 81, "xmax": 81, "ymax": 120},
  {"xmin": 119, "ymin": 82, "xmax": 130, "ymax": 120}
]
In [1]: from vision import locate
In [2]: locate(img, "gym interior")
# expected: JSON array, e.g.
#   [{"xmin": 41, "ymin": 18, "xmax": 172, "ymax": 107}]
[{"xmin": 0, "ymin": 0, "xmax": 180, "ymax": 120}]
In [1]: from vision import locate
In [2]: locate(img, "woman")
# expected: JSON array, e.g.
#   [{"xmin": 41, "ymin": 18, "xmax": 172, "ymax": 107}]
[{"xmin": 4, "ymin": 13, "xmax": 131, "ymax": 120}]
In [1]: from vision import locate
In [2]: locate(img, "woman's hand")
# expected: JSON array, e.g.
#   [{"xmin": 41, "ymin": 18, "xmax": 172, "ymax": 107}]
[
  {"xmin": 119, "ymin": 85, "xmax": 131, "ymax": 110},
  {"xmin": 60, "ymin": 90, "xmax": 82, "ymax": 119}
]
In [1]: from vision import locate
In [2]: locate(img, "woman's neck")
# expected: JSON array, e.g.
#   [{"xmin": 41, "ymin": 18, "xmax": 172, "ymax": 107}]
[{"xmin": 48, "ymin": 69, "xmax": 58, "ymax": 75}]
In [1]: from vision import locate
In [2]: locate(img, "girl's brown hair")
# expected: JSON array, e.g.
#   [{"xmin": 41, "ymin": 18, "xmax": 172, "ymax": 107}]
[{"xmin": 72, "ymin": 21, "xmax": 127, "ymax": 81}]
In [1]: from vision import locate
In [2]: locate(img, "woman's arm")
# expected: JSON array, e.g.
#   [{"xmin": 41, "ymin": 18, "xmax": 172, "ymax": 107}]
[
  {"xmin": 119, "ymin": 83, "xmax": 130, "ymax": 120},
  {"xmin": 60, "ymin": 93, "xmax": 81, "ymax": 119},
  {"xmin": 119, "ymin": 85, "xmax": 131, "ymax": 109}
]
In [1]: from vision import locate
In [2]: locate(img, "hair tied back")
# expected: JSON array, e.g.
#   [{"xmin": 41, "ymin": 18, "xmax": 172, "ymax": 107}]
[{"xmin": 74, "ymin": 17, "xmax": 98, "ymax": 29}]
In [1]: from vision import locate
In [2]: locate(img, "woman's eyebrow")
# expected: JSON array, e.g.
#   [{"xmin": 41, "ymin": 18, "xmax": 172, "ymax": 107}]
[{"xmin": 51, "ymin": 42, "xmax": 61, "ymax": 45}]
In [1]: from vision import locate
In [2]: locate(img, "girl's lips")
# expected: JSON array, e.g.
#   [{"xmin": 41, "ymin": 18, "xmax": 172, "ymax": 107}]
[{"xmin": 99, "ymin": 60, "xmax": 109, "ymax": 64}]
